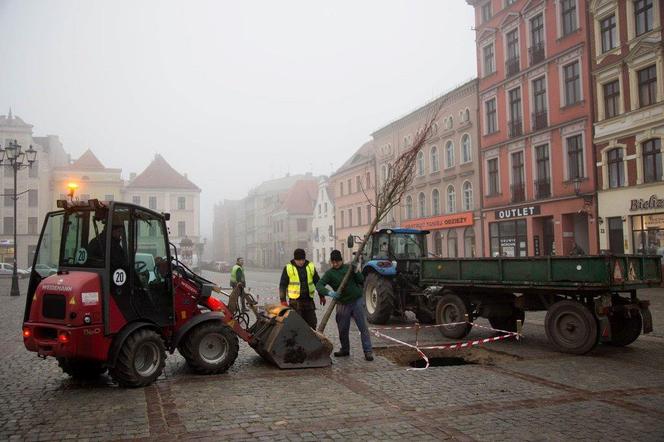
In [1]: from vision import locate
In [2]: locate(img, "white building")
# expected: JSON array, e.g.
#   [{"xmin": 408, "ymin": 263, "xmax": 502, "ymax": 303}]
[{"xmin": 311, "ymin": 176, "xmax": 335, "ymax": 270}]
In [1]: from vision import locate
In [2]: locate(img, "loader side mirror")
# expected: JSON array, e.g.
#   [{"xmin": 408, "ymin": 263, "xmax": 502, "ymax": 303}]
[{"xmin": 347, "ymin": 234, "xmax": 354, "ymax": 249}]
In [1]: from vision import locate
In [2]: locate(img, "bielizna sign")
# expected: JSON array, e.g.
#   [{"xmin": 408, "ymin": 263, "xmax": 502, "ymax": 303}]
[
  {"xmin": 495, "ymin": 205, "xmax": 541, "ymax": 219},
  {"xmin": 630, "ymin": 194, "xmax": 664, "ymax": 211}
]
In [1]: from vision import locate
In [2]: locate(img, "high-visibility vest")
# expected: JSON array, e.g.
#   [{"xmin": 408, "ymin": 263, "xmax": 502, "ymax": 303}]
[
  {"xmin": 286, "ymin": 262, "xmax": 316, "ymax": 299},
  {"xmin": 230, "ymin": 265, "xmax": 242, "ymax": 283}
]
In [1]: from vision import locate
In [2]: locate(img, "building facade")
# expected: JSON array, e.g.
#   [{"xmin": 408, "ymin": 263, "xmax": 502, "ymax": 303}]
[
  {"xmin": 311, "ymin": 176, "xmax": 335, "ymax": 270},
  {"xmin": 590, "ymin": 0, "xmax": 664, "ymax": 254},
  {"xmin": 329, "ymin": 141, "xmax": 376, "ymax": 262},
  {"xmin": 212, "ymin": 199, "xmax": 242, "ymax": 262},
  {"xmin": 372, "ymin": 80, "xmax": 483, "ymax": 257},
  {"xmin": 469, "ymin": 0, "xmax": 598, "ymax": 257},
  {"xmin": 0, "ymin": 113, "xmax": 68, "ymax": 268}
]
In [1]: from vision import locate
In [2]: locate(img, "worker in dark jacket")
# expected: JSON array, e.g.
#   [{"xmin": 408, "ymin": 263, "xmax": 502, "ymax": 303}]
[
  {"xmin": 316, "ymin": 250, "xmax": 373, "ymax": 361},
  {"xmin": 279, "ymin": 248, "xmax": 324, "ymax": 329}
]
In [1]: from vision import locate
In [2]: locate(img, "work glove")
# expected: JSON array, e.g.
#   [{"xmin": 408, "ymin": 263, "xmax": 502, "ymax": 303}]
[
  {"xmin": 280, "ymin": 300, "xmax": 288, "ymax": 307},
  {"xmin": 326, "ymin": 291, "xmax": 339, "ymax": 300},
  {"xmin": 319, "ymin": 294, "xmax": 326, "ymax": 306}
]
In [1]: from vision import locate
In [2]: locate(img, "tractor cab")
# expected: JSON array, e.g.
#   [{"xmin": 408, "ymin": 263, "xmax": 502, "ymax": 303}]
[{"xmin": 361, "ymin": 228, "xmax": 429, "ymax": 273}]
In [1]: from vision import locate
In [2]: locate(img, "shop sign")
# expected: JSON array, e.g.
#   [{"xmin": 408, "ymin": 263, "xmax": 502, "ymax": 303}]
[
  {"xmin": 630, "ymin": 194, "xmax": 664, "ymax": 211},
  {"xmin": 402, "ymin": 212, "xmax": 474, "ymax": 230},
  {"xmin": 643, "ymin": 213, "xmax": 664, "ymax": 229},
  {"xmin": 495, "ymin": 204, "xmax": 541, "ymax": 220}
]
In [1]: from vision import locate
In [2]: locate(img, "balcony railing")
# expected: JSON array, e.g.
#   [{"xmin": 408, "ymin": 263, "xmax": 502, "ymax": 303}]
[
  {"xmin": 511, "ymin": 183, "xmax": 526, "ymax": 203},
  {"xmin": 529, "ymin": 42, "xmax": 545, "ymax": 65},
  {"xmin": 532, "ymin": 110, "xmax": 548, "ymax": 131},
  {"xmin": 505, "ymin": 56, "xmax": 520, "ymax": 77},
  {"xmin": 535, "ymin": 178, "xmax": 551, "ymax": 199},
  {"xmin": 508, "ymin": 118, "xmax": 523, "ymax": 138}
]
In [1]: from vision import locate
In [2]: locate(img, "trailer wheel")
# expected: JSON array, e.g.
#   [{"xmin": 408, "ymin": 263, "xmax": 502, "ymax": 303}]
[
  {"xmin": 489, "ymin": 309, "xmax": 525, "ymax": 333},
  {"xmin": 436, "ymin": 293, "xmax": 472, "ymax": 339},
  {"xmin": 57, "ymin": 358, "xmax": 107, "ymax": 379},
  {"xmin": 363, "ymin": 273, "xmax": 394, "ymax": 324},
  {"xmin": 545, "ymin": 300, "xmax": 598, "ymax": 355},
  {"xmin": 109, "ymin": 328, "xmax": 166, "ymax": 388},
  {"xmin": 181, "ymin": 321, "xmax": 239, "ymax": 374},
  {"xmin": 607, "ymin": 299, "xmax": 642, "ymax": 347}
]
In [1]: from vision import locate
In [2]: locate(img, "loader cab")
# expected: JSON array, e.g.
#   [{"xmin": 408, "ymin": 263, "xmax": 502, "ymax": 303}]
[{"xmin": 25, "ymin": 200, "xmax": 174, "ymax": 330}]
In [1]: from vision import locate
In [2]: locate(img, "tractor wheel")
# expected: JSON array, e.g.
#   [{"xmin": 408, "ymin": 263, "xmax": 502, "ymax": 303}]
[
  {"xmin": 435, "ymin": 292, "xmax": 473, "ymax": 339},
  {"xmin": 545, "ymin": 300, "xmax": 598, "ymax": 355},
  {"xmin": 363, "ymin": 273, "xmax": 395, "ymax": 324},
  {"xmin": 109, "ymin": 328, "xmax": 166, "ymax": 388},
  {"xmin": 607, "ymin": 300, "xmax": 642, "ymax": 347},
  {"xmin": 181, "ymin": 322, "xmax": 239, "ymax": 374},
  {"xmin": 489, "ymin": 309, "xmax": 525, "ymax": 333},
  {"xmin": 57, "ymin": 358, "xmax": 107, "ymax": 379}
]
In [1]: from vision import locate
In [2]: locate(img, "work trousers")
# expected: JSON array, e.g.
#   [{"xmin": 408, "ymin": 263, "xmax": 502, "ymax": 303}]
[
  {"xmin": 288, "ymin": 298, "xmax": 317, "ymax": 329},
  {"xmin": 335, "ymin": 296, "xmax": 372, "ymax": 354}
]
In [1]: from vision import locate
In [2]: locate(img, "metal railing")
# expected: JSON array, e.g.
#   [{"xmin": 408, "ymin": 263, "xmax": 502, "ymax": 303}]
[
  {"xmin": 506, "ymin": 56, "xmax": 520, "ymax": 77},
  {"xmin": 508, "ymin": 118, "xmax": 523, "ymax": 138},
  {"xmin": 511, "ymin": 183, "xmax": 526, "ymax": 203},
  {"xmin": 532, "ymin": 110, "xmax": 548, "ymax": 130},
  {"xmin": 529, "ymin": 42, "xmax": 545, "ymax": 65},
  {"xmin": 534, "ymin": 178, "xmax": 551, "ymax": 199}
]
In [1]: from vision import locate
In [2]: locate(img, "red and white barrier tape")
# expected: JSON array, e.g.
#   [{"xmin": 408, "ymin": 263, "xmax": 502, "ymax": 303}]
[{"xmin": 370, "ymin": 321, "xmax": 521, "ymax": 370}]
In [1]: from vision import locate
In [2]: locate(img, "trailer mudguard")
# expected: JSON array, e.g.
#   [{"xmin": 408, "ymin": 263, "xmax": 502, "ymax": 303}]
[
  {"xmin": 170, "ymin": 311, "xmax": 225, "ymax": 353},
  {"xmin": 364, "ymin": 260, "xmax": 397, "ymax": 277},
  {"xmin": 107, "ymin": 321, "xmax": 159, "ymax": 368}
]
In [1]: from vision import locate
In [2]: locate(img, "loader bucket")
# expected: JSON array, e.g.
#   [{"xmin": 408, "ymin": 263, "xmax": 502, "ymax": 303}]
[{"xmin": 249, "ymin": 305, "xmax": 332, "ymax": 369}]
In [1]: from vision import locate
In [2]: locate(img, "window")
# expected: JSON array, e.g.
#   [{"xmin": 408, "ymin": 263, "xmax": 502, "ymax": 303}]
[
  {"xmin": 530, "ymin": 13, "xmax": 545, "ymax": 65},
  {"xmin": 447, "ymin": 230, "xmax": 458, "ymax": 258},
  {"xmin": 461, "ymin": 135, "xmax": 472, "ymax": 163},
  {"xmin": 563, "ymin": 61, "xmax": 581, "ymax": 106},
  {"xmin": 4, "ymin": 188, "xmax": 11, "ymax": 207},
  {"xmin": 405, "ymin": 195, "xmax": 413, "ymax": 219},
  {"xmin": 177, "ymin": 197, "xmax": 186, "ymax": 210},
  {"xmin": 347, "ymin": 179, "xmax": 352, "ymax": 194},
  {"xmin": 482, "ymin": 2, "xmax": 492, "ymax": 23},
  {"xmin": 28, "ymin": 217, "xmax": 38, "ymax": 235},
  {"xmin": 635, "ymin": 0, "xmax": 654, "ymax": 36},
  {"xmin": 132, "ymin": 196, "xmax": 140, "ymax": 205},
  {"xmin": 177, "ymin": 221, "xmax": 186, "ymax": 237},
  {"xmin": 535, "ymin": 144, "xmax": 551, "ymax": 198},
  {"xmin": 418, "ymin": 192, "xmax": 426, "ymax": 218},
  {"xmin": 348, "ymin": 209, "xmax": 353, "ymax": 227},
  {"xmin": 367, "ymin": 205, "xmax": 372, "ymax": 223},
  {"xmin": 339, "ymin": 181, "xmax": 344, "ymax": 196},
  {"xmin": 432, "ymin": 189, "xmax": 441, "ymax": 216},
  {"xmin": 485, "ymin": 98, "xmax": 497, "ymax": 134},
  {"xmin": 445, "ymin": 141, "xmax": 455, "ymax": 168},
  {"xmin": 464, "ymin": 227, "xmax": 476, "ymax": 257},
  {"xmin": 490, "ymin": 220, "xmax": 527, "ymax": 257},
  {"xmin": 511, "ymin": 151, "xmax": 525, "ymax": 202},
  {"xmin": 431, "ymin": 146, "xmax": 440, "ymax": 172},
  {"xmin": 3, "ymin": 217, "xmax": 13, "ymax": 235},
  {"xmin": 297, "ymin": 219, "xmax": 307, "ymax": 232},
  {"xmin": 488, "ymin": 158, "xmax": 499, "ymax": 195},
  {"xmin": 462, "ymin": 181, "xmax": 473, "ymax": 211},
  {"xmin": 417, "ymin": 151, "xmax": 425, "ymax": 176},
  {"xmin": 29, "ymin": 160, "xmax": 38, "ymax": 178},
  {"xmin": 433, "ymin": 231, "xmax": 443, "ymax": 256},
  {"xmin": 340, "ymin": 210, "xmax": 345, "ymax": 228},
  {"xmin": 600, "ymin": 14, "xmax": 617, "ymax": 53},
  {"xmin": 607, "ymin": 148, "xmax": 624, "ymax": 188},
  {"xmin": 149, "ymin": 196, "xmax": 157, "ymax": 210},
  {"xmin": 366, "ymin": 172, "xmax": 371, "ymax": 188},
  {"xmin": 638, "ymin": 65, "xmax": 657, "ymax": 107},
  {"xmin": 28, "ymin": 189, "xmax": 38, "ymax": 207},
  {"xmin": 380, "ymin": 164, "xmax": 388, "ymax": 186},
  {"xmin": 448, "ymin": 116, "xmax": 454, "ymax": 128},
  {"xmin": 508, "ymin": 87, "xmax": 522, "ymax": 137},
  {"xmin": 643, "ymin": 139, "xmax": 662, "ymax": 183},
  {"xmin": 532, "ymin": 76, "xmax": 547, "ymax": 129},
  {"xmin": 603, "ymin": 80, "xmax": 620, "ymax": 118},
  {"xmin": 506, "ymin": 28, "xmax": 520, "ymax": 75},
  {"xmin": 506, "ymin": 0, "xmax": 516, "ymax": 5},
  {"xmin": 561, "ymin": 0, "xmax": 577, "ymax": 36},
  {"xmin": 446, "ymin": 185, "xmax": 456, "ymax": 214},
  {"xmin": 105, "ymin": 194, "xmax": 114, "ymax": 201},
  {"xmin": 357, "ymin": 207, "xmax": 362, "ymax": 226},
  {"xmin": 483, "ymin": 44, "xmax": 495, "ymax": 75},
  {"xmin": 567, "ymin": 134, "xmax": 584, "ymax": 180}
]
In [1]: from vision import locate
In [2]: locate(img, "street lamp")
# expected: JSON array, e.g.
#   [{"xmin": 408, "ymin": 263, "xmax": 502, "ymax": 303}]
[{"xmin": 0, "ymin": 140, "xmax": 37, "ymax": 297}]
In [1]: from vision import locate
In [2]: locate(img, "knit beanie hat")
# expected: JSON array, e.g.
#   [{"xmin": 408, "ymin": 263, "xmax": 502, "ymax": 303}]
[
  {"xmin": 330, "ymin": 250, "xmax": 343, "ymax": 262},
  {"xmin": 293, "ymin": 248, "xmax": 306, "ymax": 260}
]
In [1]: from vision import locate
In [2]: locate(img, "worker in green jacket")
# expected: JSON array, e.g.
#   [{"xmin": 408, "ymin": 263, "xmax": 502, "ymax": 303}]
[
  {"xmin": 230, "ymin": 257, "xmax": 245, "ymax": 288},
  {"xmin": 316, "ymin": 250, "xmax": 373, "ymax": 361}
]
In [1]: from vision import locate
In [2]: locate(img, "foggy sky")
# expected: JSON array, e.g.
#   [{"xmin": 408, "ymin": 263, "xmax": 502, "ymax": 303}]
[{"xmin": 0, "ymin": 0, "xmax": 477, "ymax": 237}]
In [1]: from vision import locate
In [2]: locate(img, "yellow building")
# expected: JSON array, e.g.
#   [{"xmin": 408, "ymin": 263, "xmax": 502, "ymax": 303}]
[{"xmin": 51, "ymin": 149, "xmax": 124, "ymax": 206}]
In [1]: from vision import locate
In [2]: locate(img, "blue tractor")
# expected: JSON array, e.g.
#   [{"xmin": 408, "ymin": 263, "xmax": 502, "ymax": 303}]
[{"xmin": 358, "ymin": 228, "xmax": 435, "ymax": 324}]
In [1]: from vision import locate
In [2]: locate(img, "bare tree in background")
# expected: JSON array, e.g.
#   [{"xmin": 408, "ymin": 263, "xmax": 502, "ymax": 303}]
[{"xmin": 317, "ymin": 106, "xmax": 441, "ymax": 332}]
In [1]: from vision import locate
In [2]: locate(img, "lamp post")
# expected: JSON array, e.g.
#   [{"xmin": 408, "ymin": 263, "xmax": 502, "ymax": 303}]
[{"xmin": 0, "ymin": 140, "xmax": 37, "ymax": 297}]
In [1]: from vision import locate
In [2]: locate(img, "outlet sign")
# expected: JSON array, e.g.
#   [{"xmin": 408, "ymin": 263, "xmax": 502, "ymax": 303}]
[{"xmin": 495, "ymin": 204, "xmax": 541, "ymax": 219}]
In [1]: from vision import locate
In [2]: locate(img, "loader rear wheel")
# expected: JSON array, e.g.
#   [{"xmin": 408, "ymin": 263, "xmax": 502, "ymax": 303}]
[
  {"xmin": 363, "ymin": 273, "xmax": 395, "ymax": 324},
  {"xmin": 545, "ymin": 300, "xmax": 598, "ymax": 355},
  {"xmin": 110, "ymin": 328, "xmax": 166, "ymax": 388},
  {"xmin": 436, "ymin": 293, "xmax": 473, "ymax": 339},
  {"xmin": 57, "ymin": 358, "xmax": 106, "ymax": 379},
  {"xmin": 182, "ymin": 322, "xmax": 239, "ymax": 374}
]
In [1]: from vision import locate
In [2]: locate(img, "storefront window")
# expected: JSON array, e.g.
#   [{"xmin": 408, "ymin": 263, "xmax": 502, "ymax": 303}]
[
  {"xmin": 464, "ymin": 227, "xmax": 475, "ymax": 257},
  {"xmin": 632, "ymin": 213, "xmax": 664, "ymax": 256},
  {"xmin": 447, "ymin": 229, "xmax": 458, "ymax": 258},
  {"xmin": 433, "ymin": 231, "xmax": 443, "ymax": 256},
  {"xmin": 490, "ymin": 219, "xmax": 527, "ymax": 257}
]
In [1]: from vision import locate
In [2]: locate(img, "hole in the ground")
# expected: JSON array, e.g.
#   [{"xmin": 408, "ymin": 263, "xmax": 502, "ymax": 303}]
[{"xmin": 409, "ymin": 357, "xmax": 474, "ymax": 368}]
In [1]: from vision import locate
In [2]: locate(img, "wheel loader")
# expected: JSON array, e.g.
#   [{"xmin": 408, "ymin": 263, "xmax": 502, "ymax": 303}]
[{"xmin": 22, "ymin": 199, "xmax": 331, "ymax": 387}]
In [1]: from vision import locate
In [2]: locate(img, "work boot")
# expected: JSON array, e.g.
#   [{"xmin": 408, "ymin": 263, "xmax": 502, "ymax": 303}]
[
  {"xmin": 334, "ymin": 350, "xmax": 349, "ymax": 357},
  {"xmin": 364, "ymin": 352, "xmax": 374, "ymax": 361}
]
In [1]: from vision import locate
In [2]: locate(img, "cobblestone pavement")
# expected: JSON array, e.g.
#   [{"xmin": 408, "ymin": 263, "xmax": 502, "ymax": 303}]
[{"xmin": 2, "ymin": 272, "xmax": 664, "ymax": 441}]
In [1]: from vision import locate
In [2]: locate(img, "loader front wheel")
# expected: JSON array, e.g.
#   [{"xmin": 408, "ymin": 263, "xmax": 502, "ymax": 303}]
[
  {"xmin": 110, "ymin": 328, "xmax": 166, "ymax": 388},
  {"xmin": 182, "ymin": 322, "xmax": 239, "ymax": 374},
  {"xmin": 363, "ymin": 273, "xmax": 395, "ymax": 324}
]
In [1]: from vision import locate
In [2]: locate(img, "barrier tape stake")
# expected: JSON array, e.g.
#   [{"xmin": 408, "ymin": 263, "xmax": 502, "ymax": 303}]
[
  {"xmin": 415, "ymin": 322, "xmax": 420, "ymax": 347},
  {"xmin": 516, "ymin": 319, "xmax": 523, "ymax": 341}
]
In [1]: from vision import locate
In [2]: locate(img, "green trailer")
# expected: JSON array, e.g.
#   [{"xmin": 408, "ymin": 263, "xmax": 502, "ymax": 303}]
[{"xmin": 358, "ymin": 229, "xmax": 661, "ymax": 355}]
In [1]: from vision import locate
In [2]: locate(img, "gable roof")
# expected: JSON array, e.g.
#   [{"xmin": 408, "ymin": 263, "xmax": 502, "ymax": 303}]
[
  {"xmin": 127, "ymin": 154, "xmax": 200, "ymax": 191},
  {"xmin": 280, "ymin": 179, "xmax": 318, "ymax": 214},
  {"xmin": 335, "ymin": 140, "xmax": 374, "ymax": 175},
  {"xmin": 70, "ymin": 149, "xmax": 106, "ymax": 170}
]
